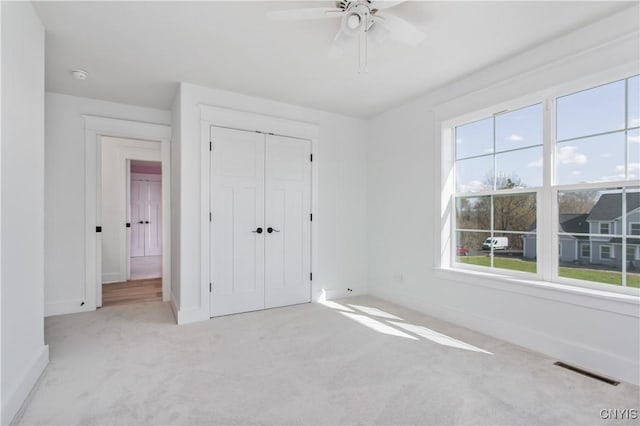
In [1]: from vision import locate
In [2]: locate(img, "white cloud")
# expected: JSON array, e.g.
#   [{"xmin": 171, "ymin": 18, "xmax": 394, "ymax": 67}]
[
  {"xmin": 458, "ymin": 180, "xmax": 487, "ymax": 193},
  {"xmin": 628, "ymin": 134, "xmax": 640, "ymax": 144},
  {"xmin": 629, "ymin": 162, "xmax": 640, "ymax": 172},
  {"xmin": 571, "ymin": 170, "xmax": 582, "ymax": 176},
  {"xmin": 629, "ymin": 117, "xmax": 640, "ymax": 128},
  {"xmin": 506, "ymin": 134, "xmax": 524, "ymax": 142},
  {"xmin": 456, "ymin": 138, "xmax": 463, "ymax": 145},
  {"xmin": 527, "ymin": 158, "xmax": 543, "ymax": 168},
  {"xmin": 601, "ymin": 153, "xmax": 611, "ymax": 158},
  {"xmin": 557, "ymin": 146, "xmax": 588, "ymax": 165}
]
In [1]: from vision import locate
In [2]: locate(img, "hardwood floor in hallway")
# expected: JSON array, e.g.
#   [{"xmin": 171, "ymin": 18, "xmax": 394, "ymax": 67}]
[{"xmin": 102, "ymin": 278, "xmax": 162, "ymax": 307}]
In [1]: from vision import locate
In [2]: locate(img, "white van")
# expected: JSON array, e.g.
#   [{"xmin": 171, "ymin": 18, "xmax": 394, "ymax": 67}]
[{"xmin": 482, "ymin": 237, "xmax": 508, "ymax": 250}]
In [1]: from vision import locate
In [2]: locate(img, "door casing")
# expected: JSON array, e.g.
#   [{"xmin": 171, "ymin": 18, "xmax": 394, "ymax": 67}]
[{"xmin": 84, "ymin": 115, "xmax": 171, "ymax": 311}]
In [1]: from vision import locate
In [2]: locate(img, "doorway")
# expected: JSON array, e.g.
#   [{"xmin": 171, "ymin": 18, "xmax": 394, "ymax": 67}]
[
  {"xmin": 83, "ymin": 115, "xmax": 171, "ymax": 312},
  {"xmin": 100, "ymin": 137, "xmax": 163, "ymax": 307},
  {"xmin": 129, "ymin": 160, "xmax": 163, "ymax": 281}
]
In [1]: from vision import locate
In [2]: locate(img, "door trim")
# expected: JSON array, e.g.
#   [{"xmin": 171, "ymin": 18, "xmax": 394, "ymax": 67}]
[
  {"xmin": 200, "ymin": 105, "xmax": 319, "ymax": 321},
  {"xmin": 83, "ymin": 115, "xmax": 171, "ymax": 311}
]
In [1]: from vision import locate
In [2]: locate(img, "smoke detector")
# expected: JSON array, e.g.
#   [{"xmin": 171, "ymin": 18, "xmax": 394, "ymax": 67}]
[{"xmin": 71, "ymin": 69, "xmax": 89, "ymax": 81}]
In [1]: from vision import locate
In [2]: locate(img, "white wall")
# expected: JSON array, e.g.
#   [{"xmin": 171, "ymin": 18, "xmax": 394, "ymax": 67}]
[
  {"xmin": 367, "ymin": 6, "xmax": 640, "ymax": 385},
  {"xmin": 45, "ymin": 93, "xmax": 170, "ymax": 316},
  {"xmin": 101, "ymin": 137, "xmax": 161, "ymax": 283},
  {"xmin": 1, "ymin": 2, "xmax": 49, "ymax": 423},
  {"xmin": 172, "ymin": 83, "xmax": 368, "ymax": 322}
]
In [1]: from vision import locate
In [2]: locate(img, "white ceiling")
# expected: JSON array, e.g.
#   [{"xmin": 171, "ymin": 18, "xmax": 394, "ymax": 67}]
[{"xmin": 33, "ymin": 1, "xmax": 632, "ymax": 118}]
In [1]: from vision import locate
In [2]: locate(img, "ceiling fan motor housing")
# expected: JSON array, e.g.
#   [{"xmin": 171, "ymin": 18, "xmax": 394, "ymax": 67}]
[{"xmin": 340, "ymin": 2, "xmax": 371, "ymax": 36}]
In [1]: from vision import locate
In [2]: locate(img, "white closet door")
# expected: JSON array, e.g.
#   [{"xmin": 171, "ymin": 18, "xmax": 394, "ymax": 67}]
[
  {"xmin": 145, "ymin": 180, "xmax": 162, "ymax": 256},
  {"xmin": 264, "ymin": 135, "xmax": 312, "ymax": 308},
  {"xmin": 210, "ymin": 127, "xmax": 265, "ymax": 317},
  {"xmin": 130, "ymin": 180, "xmax": 146, "ymax": 257}
]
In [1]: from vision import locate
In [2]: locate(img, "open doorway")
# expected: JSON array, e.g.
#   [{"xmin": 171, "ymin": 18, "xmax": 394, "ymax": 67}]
[{"xmin": 100, "ymin": 137, "xmax": 163, "ymax": 307}]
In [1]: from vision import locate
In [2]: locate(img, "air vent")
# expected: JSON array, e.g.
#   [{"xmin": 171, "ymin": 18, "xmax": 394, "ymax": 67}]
[{"xmin": 554, "ymin": 362, "xmax": 619, "ymax": 386}]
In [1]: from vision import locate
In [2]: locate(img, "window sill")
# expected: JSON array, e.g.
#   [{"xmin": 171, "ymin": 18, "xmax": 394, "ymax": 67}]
[{"xmin": 433, "ymin": 266, "xmax": 640, "ymax": 317}]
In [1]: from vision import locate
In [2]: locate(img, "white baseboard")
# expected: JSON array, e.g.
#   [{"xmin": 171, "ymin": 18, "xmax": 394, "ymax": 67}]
[
  {"xmin": 2, "ymin": 345, "xmax": 49, "ymax": 425},
  {"xmin": 372, "ymin": 286, "xmax": 639, "ymax": 386},
  {"xmin": 101, "ymin": 271, "xmax": 123, "ymax": 284},
  {"xmin": 45, "ymin": 299, "xmax": 92, "ymax": 317}
]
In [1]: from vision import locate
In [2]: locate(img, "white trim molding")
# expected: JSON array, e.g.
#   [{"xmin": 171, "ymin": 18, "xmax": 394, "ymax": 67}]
[
  {"xmin": 82, "ymin": 115, "xmax": 172, "ymax": 312},
  {"xmin": 2, "ymin": 345, "xmax": 49, "ymax": 424}
]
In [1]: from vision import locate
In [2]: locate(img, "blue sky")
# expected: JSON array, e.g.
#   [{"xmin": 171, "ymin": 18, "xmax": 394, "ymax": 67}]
[{"xmin": 455, "ymin": 75, "xmax": 640, "ymax": 193}]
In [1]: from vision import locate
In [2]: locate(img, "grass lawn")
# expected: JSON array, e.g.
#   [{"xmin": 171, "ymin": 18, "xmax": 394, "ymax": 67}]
[{"xmin": 457, "ymin": 256, "xmax": 640, "ymax": 289}]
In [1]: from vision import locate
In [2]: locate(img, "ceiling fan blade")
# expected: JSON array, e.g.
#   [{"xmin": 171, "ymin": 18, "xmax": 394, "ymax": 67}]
[
  {"xmin": 267, "ymin": 7, "xmax": 344, "ymax": 21},
  {"xmin": 373, "ymin": 12, "xmax": 425, "ymax": 46},
  {"xmin": 329, "ymin": 28, "xmax": 351, "ymax": 59},
  {"xmin": 372, "ymin": 0, "xmax": 407, "ymax": 10}
]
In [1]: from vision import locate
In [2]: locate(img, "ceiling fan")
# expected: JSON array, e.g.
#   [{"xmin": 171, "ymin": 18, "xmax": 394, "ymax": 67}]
[{"xmin": 267, "ymin": 0, "xmax": 426, "ymax": 73}]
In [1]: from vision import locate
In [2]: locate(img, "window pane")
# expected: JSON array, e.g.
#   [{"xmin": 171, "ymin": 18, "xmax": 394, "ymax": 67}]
[
  {"xmin": 629, "ymin": 129, "xmax": 639, "ymax": 181},
  {"xmin": 495, "ymin": 146, "xmax": 543, "ymax": 189},
  {"xmin": 456, "ymin": 155, "xmax": 493, "ymax": 193},
  {"xmin": 455, "ymin": 231, "xmax": 487, "ymax": 262},
  {"xmin": 555, "ymin": 132, "xmax": 625, "ymax": 185},
  {"xmin": 626, "ymin": 188, "xmax": 640, "ymax": 238},
  {"xmin": 557, "ymin": 79, "xmax": 625, "ymax": 141},
  {"xmin": 493, "ymin": 232, "xmax": 537, "ymax": 274},
  {"xmin": 559, "ymin": 238, "xmax": 623, "ymax": 286},
  {"xmin": 495, "ymin": 103, "xmax": 543, "ymax": 152},
  {"xmin": 456, "ymin": 196, "xmax": 490, "ymax": 230},
  {"xmin": 629, "ymin": 75, "xmax": 639, "ymax": 129},
  {"xmin": 558, "ymin": 188, "xmax": 622, "ymax": 235},
  {"xmin": 456, "ymin": 117, "xmax": 493, "ymax": 160},
  {"xmin": 493, "ymin": 193, "xmax": 536, "ymax": 232}
]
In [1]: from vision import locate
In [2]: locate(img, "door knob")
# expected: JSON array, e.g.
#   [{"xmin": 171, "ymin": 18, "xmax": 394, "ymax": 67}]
[
  {"xmin": 145, "ymin": 221, "xmax": 150, "ymax": 224},
  {"xmin": 138, "ymin": 221, "xmax": 144, "ymax": 224},
  {"xmin": 252, "ymin": 227, "xmax": 263, "ymax": 234},
  {"xmin": 267, "ymin": 227, "xmax": 280, "ymax": 233}
]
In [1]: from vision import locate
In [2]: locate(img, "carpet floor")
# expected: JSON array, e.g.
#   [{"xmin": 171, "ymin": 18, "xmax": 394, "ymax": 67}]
[{"xmin": 14, "ymin": 296, "xmax": 639, "ymax": 425}]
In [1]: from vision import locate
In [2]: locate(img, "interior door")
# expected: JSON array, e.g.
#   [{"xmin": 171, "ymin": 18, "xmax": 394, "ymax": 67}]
[
  {"xmin": 210, "ymin": 126, "xmax": 265, "ymax": 317},
  {"xmin": 264, "ymin": 135, "xmax": 312, "ymax": 308},
  {"xmin": 145, "ymin": 180, "xmax": 162, "ymax": 256},
  {"xmin": 130, "ymin": 180, "xmax": 146, "ymax": 257}
]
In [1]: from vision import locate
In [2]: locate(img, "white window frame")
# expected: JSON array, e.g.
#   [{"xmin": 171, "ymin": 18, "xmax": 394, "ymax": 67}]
[
  {"xmin": 580, "ymin": 242, "xmax": 591, "ymax": 258},
  {"xmin": 630, "ymin": 222, "xmax": 640, "ymax": 236},
  {"xmin": 600, "ymin": 245, "xmax": 613, "ymax": 260},
  {"xmin": 442, "ymin": 67, "xmax": 639, "ymax": 296},
  {"xmin": 600, "ymin": 222, "xmax": 611, "ymax": 235}
]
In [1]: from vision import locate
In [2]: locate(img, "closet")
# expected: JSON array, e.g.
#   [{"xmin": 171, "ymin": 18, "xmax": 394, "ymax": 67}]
[
  {"xmin": 130, "ymin": 175, "xmax": 163, "ymax": 257},
  {"xmin": 209, "ymin": 126, "xmax": 312, "ymax": 317}
]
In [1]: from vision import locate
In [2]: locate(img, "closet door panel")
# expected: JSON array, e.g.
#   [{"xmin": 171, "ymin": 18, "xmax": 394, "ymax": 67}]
[
  {"xmin": 145, "ymin": 180, "xmax": 162, "ymax": 256},
  {"xmin": 210, "ymin": 127, "xmax": 265, "ymax": 317},
  {"xmin": 130, "ymin": 180, "xmax": 146, "ymax": 258},
  {"xmin": 265, "ymin": 135, "xmax": 311, "ymax": 308}
]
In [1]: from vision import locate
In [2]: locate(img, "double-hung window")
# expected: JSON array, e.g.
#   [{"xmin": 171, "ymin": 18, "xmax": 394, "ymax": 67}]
[{"xmin": 448, "ymin": 73, "xmax": 639, "ymax": 292}]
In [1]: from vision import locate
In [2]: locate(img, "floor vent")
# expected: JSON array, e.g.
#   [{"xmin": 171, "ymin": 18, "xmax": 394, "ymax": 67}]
[{"xmin": 554, "ymin": 362, "xmax": 619, "ymax": 386}]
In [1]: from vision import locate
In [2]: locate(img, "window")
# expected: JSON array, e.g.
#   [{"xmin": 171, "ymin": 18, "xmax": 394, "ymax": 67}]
[
  {"xmin": 627, "ymin": 245, "xmax": 637, "ymax": 261},
  {"xmin": 454, "ymin": 105, "xmax": 541, "ymax": 274},
  {"xmin": 448, "ymin": 73, "xmax": 639, "ymax": 292}
]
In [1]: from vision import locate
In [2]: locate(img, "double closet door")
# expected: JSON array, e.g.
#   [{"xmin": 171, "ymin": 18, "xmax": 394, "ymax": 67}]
[
  {"xmin": 210, "ymin": 126, "xmax": 312, "ymax": 317},
  {"xmin": 130, "ymin": 177, "xmax": 162, "ymax": 257}
]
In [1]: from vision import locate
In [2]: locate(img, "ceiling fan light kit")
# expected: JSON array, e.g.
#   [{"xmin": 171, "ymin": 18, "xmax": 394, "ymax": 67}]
[{"xmin": 268, "ymin": 0, "xmax": 425, "ymax": 74}]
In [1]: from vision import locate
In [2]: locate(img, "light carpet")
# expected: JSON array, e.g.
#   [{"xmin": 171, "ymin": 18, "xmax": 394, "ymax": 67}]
[{"xmin": 14, "ymin": 296, "xmax": 639, "ymax": 425}]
